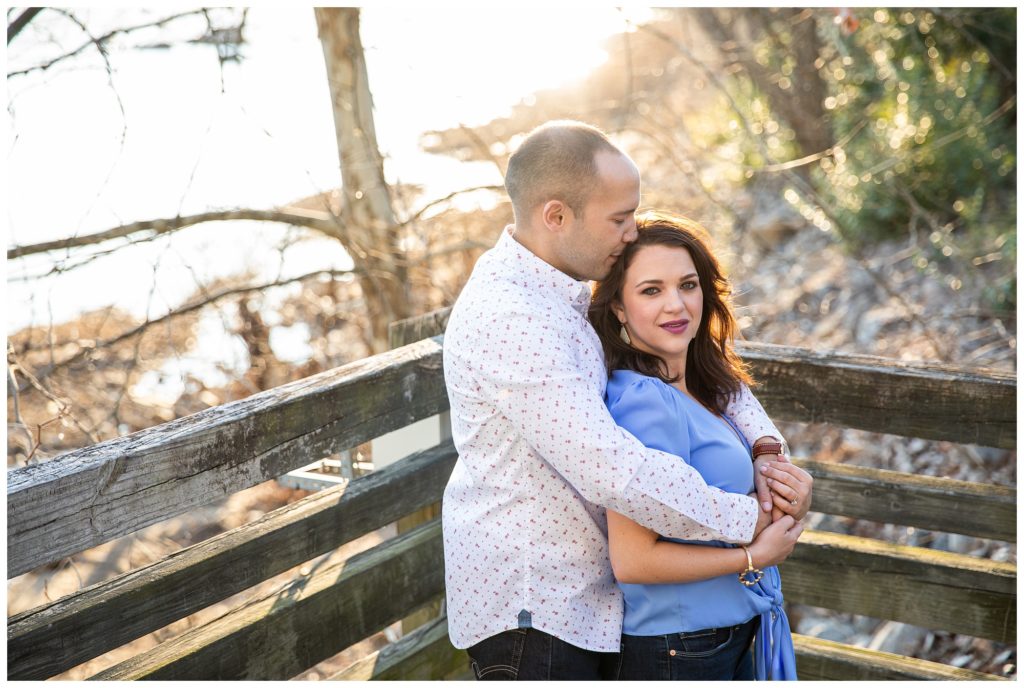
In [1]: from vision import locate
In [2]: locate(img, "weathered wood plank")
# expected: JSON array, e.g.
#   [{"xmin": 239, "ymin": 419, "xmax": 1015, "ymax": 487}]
[
  {"xmin": 8, "ymin": 442, "xmax": 457, "ymax": 680},
  {"xmin": 391, "ymin": 308, "xmax": 1016, "ymax": 448},
  {"xmin": 89, "ymin": 519, "xmax": 446, "ymax": 681},
  {"xmin": 738, "ymin": 341, "xmax": 1015, "ymax": 449},
  {"xmin": 793, "ymin": 634, "xmax": 1007, "ymax": 680},
  {"xmin": 7, "ymin": 337, "xmax": 448, "ymax": 578},
  {"xmin": 329, "ymin": 611, "xmax": 472, "ymax": 680},
  {"xmin": 388, "ymin": 307, "xmax": 452, "ymax": 349},
  {"xmin": 794, "ymin": 458, "xmax": 1016, "ymax": 542},
  {"xmin": 782, "ymin": 530, "xmax": 1016, "ymax": 642}
]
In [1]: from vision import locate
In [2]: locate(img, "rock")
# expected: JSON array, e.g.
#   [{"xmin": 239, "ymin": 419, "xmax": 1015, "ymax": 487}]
[
  {"xmin": 907, "ymin": 438, "xmax": 928, "ymax": 454},
  {"xmin": 746, "ymin": 197, "xmax": 807, "ymax": 247},
  {"xmin": 856, "ymin": 303, "xmax": 904, "ymax": 348},
  {"xmin": 800, "ymin": 617, "xmax": 858, "ymax": 644},
  {"xmin": 991, "ymin": 546, "xmax": 1013, "ymax": 563},
  {"xmin": 868, "ymin": 621, "xmax": 928, "ymax": 655}
]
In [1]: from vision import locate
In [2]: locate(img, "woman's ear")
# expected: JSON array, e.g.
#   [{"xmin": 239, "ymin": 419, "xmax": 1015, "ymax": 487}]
[
  {"xmin": 540, "ymin": 199, "xmax": 571, "ymax": 232},
  {"xmin": 611, "ymin": 300, "xmax": 626, "ymax": 325}
]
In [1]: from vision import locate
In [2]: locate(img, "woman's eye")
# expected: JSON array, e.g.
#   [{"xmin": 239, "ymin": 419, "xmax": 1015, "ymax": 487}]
[
  {"xmin": 641, "ymin": 287, "xmax": 659, "ymax": 296},
  {"xmin": 682, "ymin": 281, "xmax": 698, "ymax": 290}
]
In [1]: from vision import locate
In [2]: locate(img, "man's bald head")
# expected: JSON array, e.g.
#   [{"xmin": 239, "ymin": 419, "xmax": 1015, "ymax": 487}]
[{"xmin": 504, "ymin": 120, "xmax": 625, "ymax": 224}]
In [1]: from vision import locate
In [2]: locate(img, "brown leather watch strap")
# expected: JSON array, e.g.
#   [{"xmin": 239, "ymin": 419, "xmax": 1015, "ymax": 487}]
[{"xmin": 752, "ymin": 442, "xmax": 784, "ymax": 459}]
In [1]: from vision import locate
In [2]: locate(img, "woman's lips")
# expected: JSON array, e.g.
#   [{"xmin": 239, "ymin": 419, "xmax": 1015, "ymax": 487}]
[{"xmin": 660, "ymin": 319, "xmax": 689, "ymax": 334}]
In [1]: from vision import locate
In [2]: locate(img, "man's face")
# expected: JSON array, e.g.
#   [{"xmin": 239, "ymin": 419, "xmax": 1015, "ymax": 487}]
[{"xmin": 560, "ymin": 151, "xmax": 640, "ymax": 282}]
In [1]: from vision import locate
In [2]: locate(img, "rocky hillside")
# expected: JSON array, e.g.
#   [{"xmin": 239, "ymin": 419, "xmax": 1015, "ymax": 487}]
[{"xmin": 729, "ymin": 189, "xmax": 1015, "ymax": 677}]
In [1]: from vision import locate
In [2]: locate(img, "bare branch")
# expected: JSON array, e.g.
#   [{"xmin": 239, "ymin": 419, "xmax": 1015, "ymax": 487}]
[
  {"xmin": 757, "ymin": 119, "xmax": 869, "ymax": 173},
  {"xmin": 402, "ymin": 184, "xmax": 505, "ymax": 225},
  {"xmin": 7, "ymin": 343, "xmax": 37, "ymax": 462},
  {"xmin": 24, "ymin": 220, "xmax": 492, "ymax": 381},
  {"xmin": 457, "ymin": 123, "xmax": 506, "ymax": 179},
  {"xmin": 629, "ymin": 119, "xmax": 738, "ymax": 221},
  {"xmin": 7, "ymin": 208, "xmax": 342, "ymax": 260},
  {"xmin": 36, "ymin": 267, "xmax": 366, "ymax": 377},
  {"xmin": 9, "ymin": 184, "xmax": 506, "ymax": 263},
  {"xmin": 9, "ymin": 231, "xmax": 169, "ymax": 281},
  {"xmin": 862, "ymin": 95, "xmax": 1017, "ymax": 177},
  {"xmin": 8, "ymin": 346, "xmax": 101, "ymax": 449},
  {"xmin": 933, "ymin": 9, "xmax": 1016, "ymax": 84},
  {"xmin": 7, "ymin": 7, "xmax": 42, "ymax": 44},
  {"xmin": 48, "ymin": 8, "xmax": 129, "ymax": 227},
  {"xmin": 7, "ymin": 9, "xmax": 209, "ymax": 78}
]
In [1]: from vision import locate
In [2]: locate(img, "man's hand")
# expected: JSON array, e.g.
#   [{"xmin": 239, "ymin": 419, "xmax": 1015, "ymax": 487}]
[
  {"xmin": 760, "ymin": 461, "xmax": 813, "ymax": 520},
  {"xmin": 752, "ymin": 454, "xmax": 776, "ymax": 514},
  {"xmin": 752, "ymin": 436, "xmax": 785, "ymax": 514}
]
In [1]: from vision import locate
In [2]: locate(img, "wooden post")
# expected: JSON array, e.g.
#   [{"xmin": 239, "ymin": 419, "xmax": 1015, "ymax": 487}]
[{"xmin": 387, "ymin": 315, "xmax": 452, "ymax": 635}]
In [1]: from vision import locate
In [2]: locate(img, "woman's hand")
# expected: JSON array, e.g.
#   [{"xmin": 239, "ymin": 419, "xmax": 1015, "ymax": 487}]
[
  {"xmin": 748, "ymin": 514, "xmax": 804, "ymax": 568},
  {"xmin": 760, "ymin": 460, "xmax": 813, "ymax": 520}
]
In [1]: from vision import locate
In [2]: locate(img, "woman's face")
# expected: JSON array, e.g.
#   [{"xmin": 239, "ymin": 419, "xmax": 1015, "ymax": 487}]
[{"xmin": 612, "ymin": 244, "xmax": 703, "ymax": 377}]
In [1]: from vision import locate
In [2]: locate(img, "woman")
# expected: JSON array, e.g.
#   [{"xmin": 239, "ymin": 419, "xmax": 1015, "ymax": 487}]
[{"xmin": 589, "ymin": 210, "xmax": 812, "ymax": 681}]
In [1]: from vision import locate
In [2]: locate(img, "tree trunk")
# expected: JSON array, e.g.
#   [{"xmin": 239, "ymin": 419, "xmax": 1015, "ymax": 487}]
[
  {"xmin": 750, "ymin": 9, "xmax": 832, "ymax": 158},
  {"xmin": 314, "ymin": 8, "xmax": 408, "ymax": 353},
  {"xmin": 693, "ymin": 8, "xmax": 833, "ymax": 164}
]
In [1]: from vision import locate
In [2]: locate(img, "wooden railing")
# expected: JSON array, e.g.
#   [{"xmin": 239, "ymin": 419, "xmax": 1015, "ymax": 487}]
[{"xmin": 6, "ymin": 307, "xmax": 1015, "ymax": 681}]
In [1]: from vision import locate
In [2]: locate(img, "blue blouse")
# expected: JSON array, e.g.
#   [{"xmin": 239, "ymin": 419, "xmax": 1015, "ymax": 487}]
[{"xmin": 605, "ymin": 369, "xmax": 796, "ymax": 681}]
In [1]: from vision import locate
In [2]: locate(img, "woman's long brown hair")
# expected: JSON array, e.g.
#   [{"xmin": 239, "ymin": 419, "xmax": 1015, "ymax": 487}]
[{"xmin": 589, "ymin": 210, "xmax": 753, "ymax": 415}]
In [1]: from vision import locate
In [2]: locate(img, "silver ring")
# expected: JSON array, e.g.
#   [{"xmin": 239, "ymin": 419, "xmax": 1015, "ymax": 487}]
[{"xmin": 789, "ymin": 499, "xmax": 798, "ymax": 506}]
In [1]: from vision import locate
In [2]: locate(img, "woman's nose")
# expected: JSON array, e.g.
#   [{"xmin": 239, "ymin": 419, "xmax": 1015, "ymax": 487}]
[{"xmin": 664, "ymin": 292, "xmax": 685, "ymax": 313}]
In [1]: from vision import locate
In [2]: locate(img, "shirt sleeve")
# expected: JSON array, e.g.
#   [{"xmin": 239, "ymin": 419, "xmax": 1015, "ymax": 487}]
[
  {"xmin": 725, "ymin": 384, "xmax": 783, "ymax": 446},
  {"xmin": 457, "ymin": 310, "xmax": 757, "ymax": 544}
]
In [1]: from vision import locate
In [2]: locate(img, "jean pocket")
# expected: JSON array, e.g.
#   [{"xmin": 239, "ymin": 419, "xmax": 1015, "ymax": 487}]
[
  {"xmin": 470, "ymin": 629, "xmax": 528, "ymax": 680},
  {"xmin": 675, "ymin": 626, "xmax": 734, "ymax": 658},
  {"xmin": 473, "ymin": 660, "xmax": 519, "ymax": 680}
]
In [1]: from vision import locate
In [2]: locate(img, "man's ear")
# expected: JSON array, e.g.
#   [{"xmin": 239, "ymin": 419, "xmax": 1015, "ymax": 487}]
[{"xmin": 540, "ymin": 199, "xmax": 573, "ymax": 232}]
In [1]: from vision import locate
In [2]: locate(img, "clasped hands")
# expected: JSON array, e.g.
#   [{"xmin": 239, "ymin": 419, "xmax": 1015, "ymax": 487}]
[
  {"xmin": 755, "ymin": 450, "xmax": 813, "ymax": 522},
  {"xmin": 746, "ymin": 442, "xmax": 813, "ymax": 568}
]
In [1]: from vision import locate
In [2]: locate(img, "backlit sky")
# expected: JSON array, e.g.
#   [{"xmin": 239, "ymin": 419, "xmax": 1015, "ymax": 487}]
[
  {"xmin": 7, "ymin": 6, "xmax": 652, "ymax": 329},
  {"xmin": 5, "ymin": 6, "xmax": 651, "ymax": 396}
]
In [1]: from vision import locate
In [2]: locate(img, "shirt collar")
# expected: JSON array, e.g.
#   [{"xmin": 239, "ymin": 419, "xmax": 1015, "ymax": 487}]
[{"xmin": 496, "ymin": 225, "xmax": 593, "ymax": 316}]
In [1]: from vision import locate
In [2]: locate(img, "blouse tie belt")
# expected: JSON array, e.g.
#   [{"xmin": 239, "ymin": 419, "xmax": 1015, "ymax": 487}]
[{"xmin": 752, "ymin": 566, "xmax": 797, "ymax": 681}]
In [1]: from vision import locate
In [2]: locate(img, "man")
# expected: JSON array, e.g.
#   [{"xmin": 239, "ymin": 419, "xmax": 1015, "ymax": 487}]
[{"xmin": 442, "ymin": 121, "xmax": 809, "ymax": 680}]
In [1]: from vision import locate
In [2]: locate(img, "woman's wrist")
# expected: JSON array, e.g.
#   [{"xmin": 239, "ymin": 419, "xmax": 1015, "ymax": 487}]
[
  {"xmin": 736, "ymin": 546, "xmax": 750, "ymax": 573},
  {"xmin": 752, "ymin": 438, "xmax": 788, "ymax": 460},
  {"xmin": 738, "ymin": 545, "xmax": 764, "ymax": 587},
  {"xmin": 746, "ymin": 543, "xmax": 760, "ymax": 569}
]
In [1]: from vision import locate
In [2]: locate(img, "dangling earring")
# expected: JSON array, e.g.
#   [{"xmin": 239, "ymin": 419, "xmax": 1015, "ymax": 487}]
[{"xmin": 619, "ymin": 324, "xmax": 631, "ymax": 346}]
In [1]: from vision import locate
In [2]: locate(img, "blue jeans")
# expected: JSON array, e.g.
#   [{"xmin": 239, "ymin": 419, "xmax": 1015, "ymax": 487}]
[
  {"xmin": 616, "ymin": 617, "xmax": 758, "ymax": 680},
  {"xmin": 466, "ymin": 627, "xmax": 619, "ymax": 680}
]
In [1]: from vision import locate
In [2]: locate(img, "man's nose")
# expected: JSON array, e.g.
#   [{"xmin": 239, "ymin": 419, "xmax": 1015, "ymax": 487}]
[{"xmin": 623, "ymin": 219, "xmax": 639, "ymax": 243}]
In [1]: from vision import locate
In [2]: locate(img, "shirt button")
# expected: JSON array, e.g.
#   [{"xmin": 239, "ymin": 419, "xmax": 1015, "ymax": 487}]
[{"xmin": 669, "ymin": 650, "xmax": 677, "ymax": 656}]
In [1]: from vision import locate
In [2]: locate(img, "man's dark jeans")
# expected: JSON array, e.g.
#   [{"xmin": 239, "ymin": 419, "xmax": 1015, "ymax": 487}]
[
  {"xmin": 467, "ymin": 628, "xmax": 620, "ymax": 680},
  {"xmin": 615, "ymin": 616, "xmax": 758, "ymax": 680}
]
